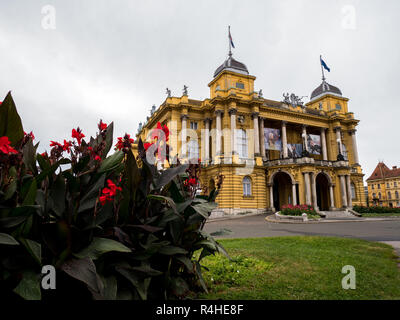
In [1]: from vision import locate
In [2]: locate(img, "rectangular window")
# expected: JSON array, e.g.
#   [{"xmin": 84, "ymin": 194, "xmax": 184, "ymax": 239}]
[
  {"xmin": 187, "ymin": 140, "xmax": 199, "ymax": 161},
  {"xmin": 378, "ymin": 184, "xmax": 381, "ymax": 189},
  {"xmin": 371, "ymin": 184, "xmax": 374, "ymax": 190},
  {"xmin": 190, "ymin": 122, "xmax": 198, "ymax": 130},
  {"xmin": 236, "ymin": 82, "xmax": 244, "ymax": 89}
]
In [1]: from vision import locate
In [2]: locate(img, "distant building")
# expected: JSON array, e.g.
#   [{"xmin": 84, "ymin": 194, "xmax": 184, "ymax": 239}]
[{"xmin": 366, "ymin": 162, "xmax": 400, "ymax": 207}]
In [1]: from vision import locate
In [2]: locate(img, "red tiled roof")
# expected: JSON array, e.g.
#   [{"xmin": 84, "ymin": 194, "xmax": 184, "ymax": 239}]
[{"xmin": 366, "ymin": 162, "xmax": 400, "ymax": 181}]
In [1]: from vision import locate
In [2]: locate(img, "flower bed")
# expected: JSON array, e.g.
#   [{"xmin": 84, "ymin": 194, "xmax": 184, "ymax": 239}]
[{"xmin": 280, "ymin": 204, "xmax": 317, "ymax": 216}]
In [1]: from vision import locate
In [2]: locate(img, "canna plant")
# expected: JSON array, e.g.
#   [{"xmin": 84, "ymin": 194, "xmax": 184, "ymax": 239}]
[{"xmin": 0, "ymin": 92, "xmax": 227, "ymax": 300}]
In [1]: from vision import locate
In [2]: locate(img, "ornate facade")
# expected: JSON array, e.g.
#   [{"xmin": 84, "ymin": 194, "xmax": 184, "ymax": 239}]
[
  {"xmin": 366, "ymin": 162, "xmax": 400, "ymax": 207},
  {"xmin": 136, "ymin": 51, "xmax": 366, "ymax": 216}
]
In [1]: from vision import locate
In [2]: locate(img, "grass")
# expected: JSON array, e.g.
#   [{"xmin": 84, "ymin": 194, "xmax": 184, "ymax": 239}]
[
  {"xmin": 197, "ymin": 236, "xmax": 400, "ymax": 300},
  {"xmin": 362, "ymin": 213, "xmax": 400, "ymax": 217}
]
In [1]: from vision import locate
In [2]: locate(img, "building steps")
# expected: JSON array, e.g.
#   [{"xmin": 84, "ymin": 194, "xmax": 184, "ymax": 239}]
[{"xmin": 319, "ymin": 210, "xmax": 360, "ymax": 219}]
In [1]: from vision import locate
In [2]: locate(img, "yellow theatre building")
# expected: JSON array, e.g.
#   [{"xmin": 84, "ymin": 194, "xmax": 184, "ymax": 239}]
[{"xmin": 136, "ymin": 49, "xmax": 366, "ymax": 216}]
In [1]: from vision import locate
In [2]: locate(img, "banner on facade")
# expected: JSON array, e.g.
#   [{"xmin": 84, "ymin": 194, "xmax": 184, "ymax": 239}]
[
  {"xmin": 307, "ymin": 134, "xmax": 321, "ymax": 155},
  {"xmin": 264, "ymin": 128, "xmax": 281, "ymax": 151},
  {"xmin": 287, "ymin": 143, "xmax": 303, "ymax": 158}
]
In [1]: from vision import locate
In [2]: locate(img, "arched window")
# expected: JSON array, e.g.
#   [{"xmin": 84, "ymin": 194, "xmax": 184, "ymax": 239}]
[
  {"xmin": 396, "ymin": 191, "xmax": 399, "ymax": 199},
  {"xmin": 236, "ymin": 129, "xmax": 248, "ymax": 159},
  {"xmin": 372, "ymin": 193, "xmax": 376, "ymax": 199},
  {"xmin": 378, "ymin": 192, "xmax": 382, "ymax": 200},
  {"xmin": 388, "ymin": 192, "xmax": 392, "ymax": 200},
  {"xmin": 243, "ymin": 176, "xmax": 252, "ymax": 196},
  {"xmin": 351, "ymin": 183, "xmax": 356, "ymax": 199}
]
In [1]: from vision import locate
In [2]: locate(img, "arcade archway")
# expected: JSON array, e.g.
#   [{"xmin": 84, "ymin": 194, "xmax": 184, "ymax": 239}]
[{"xmin": 316, "ymin": 173, "xmax": 330, "ymax": 211}]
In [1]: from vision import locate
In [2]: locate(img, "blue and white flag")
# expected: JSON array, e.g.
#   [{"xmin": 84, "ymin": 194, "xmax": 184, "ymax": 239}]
[
  {"xmin": 229, "ymin": 28, "xmax": 235, "ymax": 48},
  {"xmin": 320, "ymin": 57, "xmax": 330, "ymax": 72}
]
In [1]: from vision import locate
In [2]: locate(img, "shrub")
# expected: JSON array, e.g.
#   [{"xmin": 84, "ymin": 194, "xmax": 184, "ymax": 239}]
[
  {"xmin": 353, "ymin": 205, "xmax": 400, "ymax": 214},
  {"xmin": 0, "ymin": 92, "xmax": 227, "ymax": 300}
]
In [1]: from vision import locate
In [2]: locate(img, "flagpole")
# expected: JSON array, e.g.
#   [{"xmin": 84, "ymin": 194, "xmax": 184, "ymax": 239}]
[
  {"xmin": 320, "ymin": 55, "xmax": 325, "ymax": 81},
  {"xmin": 228, "ymin": 25, "xmax": 232, "ymax": 57}
]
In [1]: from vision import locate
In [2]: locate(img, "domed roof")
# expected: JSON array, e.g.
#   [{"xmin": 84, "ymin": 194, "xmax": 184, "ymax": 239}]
[
  {"xmin": 310, "ymin": 80, "xmax": 342, "ymax": 100},
  {"xmin": 213, "ymin": 54, "xmax": 249, "ymax": 78}
]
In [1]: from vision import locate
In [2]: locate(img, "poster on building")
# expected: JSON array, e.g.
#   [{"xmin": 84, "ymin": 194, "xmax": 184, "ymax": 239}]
[
  {"xmin": 264, "ymin": 128, "xmax": 281, "ymax": 151},
  {"xmin": 287, "ymin": 144, "xmax": 303, "ymax": 158},
  {"xmin": 307, "ymin": 134, "xmax": 321, "ymax": 155}
]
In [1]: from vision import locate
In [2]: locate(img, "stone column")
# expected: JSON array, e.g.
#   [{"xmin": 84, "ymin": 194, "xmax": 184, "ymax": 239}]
[
  {"xmin": 259, "ymin": 117, "xmax": 266, "ymax": 160},
  {"xmin": 282, "ymin": 121, "xmax": 288, "ymax": 158},
  {"xmin": 229, "ymin": 109, "xmax": 237, "ymax": 155},
  {"xmin": 339, "ymin": 175, "xmax": 348, "ymax": 208},
  {"xmin": 304, "ymin": 172, "xmax": 312, "ymax": 206},
  {"xmin": 346, "ymin": 175, "xmax": 353, "ymax": 208},
  {"xmin": 252, "ymin": 112, "xmax": 260, "ymax": 156},
  {"xmin": 269, "ymin": 183, "xmax": 275, "ymax": 212},
  {"xmin": 329, "ymin": 183, "xmax": 335, "ymax": 210},
  {"xmin": 321, "ymin": 128, "xmax": 328, "ymax": 161},
  {"xmin": 302, "ymin": 125, "xmax": 308, "ymax": 152},
  {"xmin": 292, "ymin": 183, "xmax": 297, "ymax": 206},
  {"xmin": 204, "ymin": 118, "xmax": 210, "ymax": 162},
  {"xmin": 310, "ymin": 172, "xmax": 318, "ymax": 211},
  {"xmin": 350, "ymin": 129, "xmax": 360, "ymax": 165},
  {"xmin": 335, "ymin": 127, "xmax": 343, "ymax": 155},
  {"xmin": 215, "ymin": 110, "xmax": 223, "ymax": 156},
  {"xmin": 181, "ymin": 115, "xmax": 188, "ymax": 158}
]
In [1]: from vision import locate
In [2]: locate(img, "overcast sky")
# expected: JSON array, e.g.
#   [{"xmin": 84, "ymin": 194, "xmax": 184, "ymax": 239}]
[{"xmin": 0, "ymin": 0, "xmax": 399, "ymax": 179}]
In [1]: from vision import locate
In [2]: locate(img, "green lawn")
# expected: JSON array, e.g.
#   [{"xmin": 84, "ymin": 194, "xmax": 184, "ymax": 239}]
[
  {"xmin": 197, "ymin": 236, "xmax": 400, "ymax": 300},
  {"xmin": 362, "ymin": 213, "xmax": 400, "ymax": 217}
]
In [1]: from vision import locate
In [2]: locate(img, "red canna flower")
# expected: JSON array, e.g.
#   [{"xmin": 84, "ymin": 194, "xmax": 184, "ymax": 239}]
[
  {"xmin": 50, "ymin": 141, "xmax": 63, "ymax": 148},
  {"xmin": 0, "ymin": 136, "xmax": 18, "ymax": 154},
  {"xmin": 72, "ymin": 128, "xmax": 85, "ymax": 145},
  {"xmin": 144, "ymin": 142, "xmax": 153, "ymax": 151},
  {"xmin": 115, "ymin": 134, "xmax": 134, "ymax": 151},
  {"xmin": 151, "ymin": 122, "xmax": 169, "ymax": 141},
  {"xmin": 62, "ymin": 140, "xmax": 73, "ymax": 153},
  {"xmin": 98, "ymin": 120, "xmax": 107, "ymax": 131},
  {"xmin": 24, "ymin": 131, "xmax": 35, "ymax": 140},
  {"xmin": 94, "ymin": 155, "xmax": 101, "ymax": 161},
  {"xmin": 41, "ymin": 151, "xmax": 48, "ymax": 157},
  {"xmin": 99, "ymin": 179, "xmax": 122, "ymax": 205}
]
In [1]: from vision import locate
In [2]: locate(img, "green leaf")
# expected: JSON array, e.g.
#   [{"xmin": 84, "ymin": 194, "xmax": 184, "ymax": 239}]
[
  {"xmin": 153, "ymin": 164, "xmax": 189, "ymax": 189},
  {"xmin": 175, "ymin": 255, "xmax": 194, "ymax": 273},
  {"xmin": 98, "ymin": 150, "xmax": 124, "ymax": 173},
  {"xmin": 192, "ymin": 202, "xmax": 217, "ymax": 219},
  {"xmin": 61, "ymin": 257, "xmax": 102, "ymax": 293},
  {"xmin": 131, "ymin": 262, "xmax": 163, "ymax": 276},
  {"xmin": 0, "ymin": 91, "xmax": 24, "ymax": 146},
  {"xmin": 101, "ymin": 275, "xmax": 117, "ymax": 300},
  {"xmin": 147, "ymin": 194, "xmax": 177, "ymax": 214},
  {"xmin": 194, "ymin": 261, "xmax": 208, "ymax": 293},
  {"xmin": 20, "ymin": 238, "xmax": 41, "ymax": 265},
  {"xmin": 0, "ymin": 232, "xmax": 19, "ymax": 245},
  {"xmin": 78, "ymin": 173, "xmax": 105, "ymax": 213},
  {"xmin": 50, "ymin": 174, "xmax": 66, "ymax": 217},
  {"xmin": 158, "ymin": 245, "xmax": 188, "ymax": 256},
  {"xmin": 115, "ymin": 267, "xmax": 150, "ymax": 300},
  {"xmin": 22, "ymin": 138, "xmax": 37, "ymax": 174},
  {"xmin": 13, "ymin": 271, "xmax": 41, "ymax": 300},
  {"xmin": 170, "ymin": 277, "xmax": 189, "ymax": 298},
  {"xmin": 75, "ymin": 237, "xmax": 131, "ymax": 260},
  {"xmin": 22, "ymin": 178, "xmax": 37, "ymax": 206},
  {"xmin": 0, "ymin": 216, "xmax": 28, "ymax": 228},
  {"xmin": 4, "ymin": 180, "xmax": 17, "ymax": 200},
  {"xmin": 102, "ymin": 121, "xmax": 114, "ymax": 158}
]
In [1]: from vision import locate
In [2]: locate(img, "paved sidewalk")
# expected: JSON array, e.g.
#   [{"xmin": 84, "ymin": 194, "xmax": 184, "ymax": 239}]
[{"xmin": 204, "ymin": 214, "xmax": 400, "ymax": 242}]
